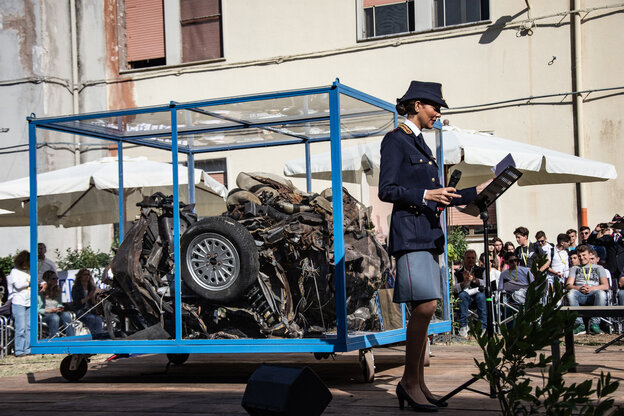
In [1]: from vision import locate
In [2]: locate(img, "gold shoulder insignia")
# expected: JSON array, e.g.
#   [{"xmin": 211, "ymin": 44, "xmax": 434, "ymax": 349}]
[{"xmin": 398, "ymin": 123, "xmax": 412, "ymax": 135}]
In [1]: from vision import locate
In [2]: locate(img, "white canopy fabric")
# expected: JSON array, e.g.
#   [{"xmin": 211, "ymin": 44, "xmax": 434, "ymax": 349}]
[
  {"xmin": 284, "ymin": 125, "xmax": 618, "ymax": 188},
  {"xmin": 0, "ymin": 157, "xmax": 228, "ymax": 227}
]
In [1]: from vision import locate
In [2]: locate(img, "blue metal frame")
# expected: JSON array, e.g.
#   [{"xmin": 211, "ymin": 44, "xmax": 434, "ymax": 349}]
[
  {"xmin": 28, "ymin": 80, "xmax": 451, "ymax": 355},
  {"xmin": 434, "ymin": 120, "xmax": 452, "ymax": 325},
  {"xmin": 117, "ymin": 142, "xmax": 125, "ymax": 241}
]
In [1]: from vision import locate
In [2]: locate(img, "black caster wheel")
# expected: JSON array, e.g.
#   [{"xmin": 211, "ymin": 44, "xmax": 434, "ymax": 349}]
[
  {"xmin": 359, "ymin": 348, "xmax": 375, "ymax": 383},
  {"xmin": 60, "ymin": 355, "xmax": 88, "ymax": 382},
  {"xmin": 167, "ymin": 353, "xmax": 190, "ymax": 365}
]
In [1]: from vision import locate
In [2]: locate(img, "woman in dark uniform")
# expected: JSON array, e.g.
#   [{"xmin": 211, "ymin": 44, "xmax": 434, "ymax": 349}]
[{"xmin": 379, "ymin": 81, "xmax": 477, "ymax": 412}]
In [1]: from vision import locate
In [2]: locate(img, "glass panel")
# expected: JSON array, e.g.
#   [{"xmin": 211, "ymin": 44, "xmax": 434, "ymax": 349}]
[
  {"xmin": 30, "ymin": 136, "xmax": 200, "ymax": 343},
  {"xmin": 54, "ymin": 110, "xmax": 174, "ymax": 138},
  {"xmin": 445, "ymin": 0, "xmax": 462, "ymax": 26},
  {"xmin": 343, "ymin": 181, "xmax": 391, "ymax": 335},
  {"xmin": 47, "ymin": 91, "xmax": 394, "ymax": 152},
  {"xmin": 339, "ymin": 93, "xmax": 395, "ymax": 139},
  {"xmin": 408, "ymin": 0, "xmax": 415, "ymax": 31},
  {"xmin": 283, "ymin": 143, "xmax": 392, "ymax": 337},
  {"xmin": 341, "ymin": 113, "xmax": 395, "ymax": 139},
  {"xmin": 374, "ymin": 2, "xmax": 409, "ymax": 36},
  {"xmin": 440, "ymin": 0, "xmax": 484, "ymax": 27},
  {"xmin": 340, "ymin": 93, "xmax": 382, "ymax": 115},
  {"xmin": 185, "ymin": 93, "xmax": 330, "ymax": 128},
  {"xmin": 107, "ymin": 145, "xmax": 187, "ymax": 341},
  {"xmin": 187, "ymin": 126, "xmax": 306, "ymax": 151},
  {"xmin": 32, "ymin": 134, "xmax": 121, "ymax": 342},
  {"xmin": 465, "ymin": 0, "xmax": 482, "ymax": 22}
]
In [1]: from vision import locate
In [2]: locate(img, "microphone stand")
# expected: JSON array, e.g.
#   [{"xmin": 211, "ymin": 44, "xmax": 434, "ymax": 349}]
[{"xmin": 436, "ymin": 166, "xmax": 522, "ymax": 407}]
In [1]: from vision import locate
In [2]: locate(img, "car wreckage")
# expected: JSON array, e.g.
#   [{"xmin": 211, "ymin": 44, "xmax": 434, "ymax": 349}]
[{"xmin": 103, "ymin": 172, "xmax": 391, "ymax": 340}]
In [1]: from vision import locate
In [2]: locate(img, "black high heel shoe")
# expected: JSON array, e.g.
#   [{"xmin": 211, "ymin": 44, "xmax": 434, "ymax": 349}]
[
  {"xmin": 396, "ymin": 383, "xmax": 438, "ymax": 412},
  {"xmin": 425, "ymin": 394, "xmax": 448, "ymax": 408}
]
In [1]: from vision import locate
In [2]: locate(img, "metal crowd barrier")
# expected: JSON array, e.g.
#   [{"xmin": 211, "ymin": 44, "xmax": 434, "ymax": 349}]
[{"xmin": 0, "ymin": 315, "xmax": 14, "ymax": 358}]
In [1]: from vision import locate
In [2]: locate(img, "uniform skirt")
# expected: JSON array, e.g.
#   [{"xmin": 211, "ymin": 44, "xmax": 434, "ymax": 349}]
[{"xmin": 393, "ymin": 250, "xmax": 442, "ymax": 303}]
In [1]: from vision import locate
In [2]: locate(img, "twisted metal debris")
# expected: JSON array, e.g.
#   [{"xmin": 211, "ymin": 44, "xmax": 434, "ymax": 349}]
[{"xmin": 104, "ymin": 172, "xmax": 390, "ymax": 340}]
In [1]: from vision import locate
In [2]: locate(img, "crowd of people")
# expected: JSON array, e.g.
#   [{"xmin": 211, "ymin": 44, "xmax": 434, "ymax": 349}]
[
  {"xmin": 454, "ymin": 217, "xmax": 624, "ymax": 337},
  {"xmin": 0, "ymin": 243, "xmax": 103, "ymax": 357}
]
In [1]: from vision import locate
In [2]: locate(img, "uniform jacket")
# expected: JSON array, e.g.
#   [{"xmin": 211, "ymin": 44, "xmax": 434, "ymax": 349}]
[{"xmin": 378, "ymin": 123, "xmax": 477, "ymax": 256}]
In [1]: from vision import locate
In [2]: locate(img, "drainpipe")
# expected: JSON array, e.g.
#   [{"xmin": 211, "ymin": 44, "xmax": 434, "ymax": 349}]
[
  {"xmin": 70, "ymin": 0, "xmax": 83, "ymax": 248},
  {"xmin": 572, "ymin": 0, "xmax": 587, "ymax": 228}
]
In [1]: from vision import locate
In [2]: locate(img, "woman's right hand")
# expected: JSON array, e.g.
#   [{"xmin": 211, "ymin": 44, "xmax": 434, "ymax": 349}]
[{"xmin": 424, "ymin": 187, "xmax": 461, "ymax": 205}]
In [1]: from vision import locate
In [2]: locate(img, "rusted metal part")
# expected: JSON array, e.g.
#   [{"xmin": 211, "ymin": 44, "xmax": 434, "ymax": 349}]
[
  {"xmin": 224, "ymin": 172, "xmax": 389, "ymax": 335},
  {"xmin": 104, "ymin": 174, "xmax": 390, "ymax": 340}
]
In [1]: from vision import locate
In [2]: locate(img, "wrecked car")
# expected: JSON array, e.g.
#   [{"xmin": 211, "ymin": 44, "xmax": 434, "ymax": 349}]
[{"xmin": 103, "ymin": 172, "xmax": 390, "ymax": 340}]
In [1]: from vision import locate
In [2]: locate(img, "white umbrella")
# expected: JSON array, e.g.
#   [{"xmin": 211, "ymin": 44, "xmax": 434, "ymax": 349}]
[
  {"xmin": 0, "ymin": 156, "xmax": 228, "ymax": 227},
  {"xmin": 283, "ymin": 125, "xmax": 618, "ymax": 187},
  {"xmin": 283, "ymin": 141, "xmax": 381, "ymax": 182}
]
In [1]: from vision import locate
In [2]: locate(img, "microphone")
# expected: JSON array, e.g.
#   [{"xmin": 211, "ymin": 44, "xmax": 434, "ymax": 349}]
[{"xmin": 436, "ymin": 169, "xmax": 462, "ymax": 217}]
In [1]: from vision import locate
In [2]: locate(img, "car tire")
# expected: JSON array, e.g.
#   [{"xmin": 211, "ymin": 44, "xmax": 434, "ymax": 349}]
[{"xmin": 181, "ymin": 216, "xmax": 258, "ymax": 303}]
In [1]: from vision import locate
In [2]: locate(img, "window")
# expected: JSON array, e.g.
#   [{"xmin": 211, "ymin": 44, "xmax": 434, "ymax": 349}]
[
  {"xmin": 193, "ymin": 158, "xmax": 227, "ymax": 186},
  {"xmin": 359, "ymin": 0, "xmax": 489, "ymax": 40},
  {"xmin": 363, "ymin": 0, "xmax": 414, "ymax": 38},
  {"xmin": 125, "ymin": 0, "xmax": 166, "ymax": 69},
  {"xmin": 121, "ymin": 0, "xmax": 223, "ymax": 70},
  {"xmin": 434, "ymin": 0, "xmax": 489, "ymax": 28},
  {"xmin": 180, "ymin": 0, "xmax": 223, "ymax": 63}
]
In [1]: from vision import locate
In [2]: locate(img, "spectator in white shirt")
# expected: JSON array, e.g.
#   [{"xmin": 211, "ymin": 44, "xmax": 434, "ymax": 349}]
[
  {"xmin": 547, "ymin": 233, "xmax": 571, "ymax": 286},
  {"xmin": 7, "ymin": 250, "xmax": 31, "ymax": 356},
  {"xmin": 480, "ymin": 252, "xmax": 501, "ymax": 290}
]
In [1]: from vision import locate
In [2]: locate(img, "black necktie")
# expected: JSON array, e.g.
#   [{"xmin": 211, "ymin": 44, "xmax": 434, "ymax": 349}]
[{"xmin": 415, "ymin": 133, "xmax": 435, "ymax": 162}]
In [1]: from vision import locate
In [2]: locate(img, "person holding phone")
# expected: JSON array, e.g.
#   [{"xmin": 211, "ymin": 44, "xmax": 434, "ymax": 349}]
[
  {"xmin": 71, "ymin": 268, "xmax": 103, "ymax": 335},
  {"xmin": 588, "ymin": 218, "xmax": 624, "ymax": 279},
  {"xmin": 39, "ymin": 270, "xmax": 75, "ymax": 338}
]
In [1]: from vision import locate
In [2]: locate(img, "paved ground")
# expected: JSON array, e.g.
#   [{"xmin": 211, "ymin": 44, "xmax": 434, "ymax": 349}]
[{"xmin": 1, "ymin": 337, "xmax": 624, "ymax": 415}]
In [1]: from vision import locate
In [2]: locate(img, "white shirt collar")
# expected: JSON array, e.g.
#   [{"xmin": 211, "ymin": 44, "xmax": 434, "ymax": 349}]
[{"xmin": 403, "ymin": 119, "xmax": 421, "ymax": 136}]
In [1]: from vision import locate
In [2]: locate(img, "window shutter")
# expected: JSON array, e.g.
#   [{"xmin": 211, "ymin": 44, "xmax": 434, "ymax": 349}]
[
  {"xmin": 447, "ymin": 204, "xmax": 497, "ymax": 226},
  {"xmin": 181, "ymin": 0, "xmax": 223, "ymax": 62},
  {"xmin": 126, "ymin": 0, "xmax": 166, "ymax": 62}
]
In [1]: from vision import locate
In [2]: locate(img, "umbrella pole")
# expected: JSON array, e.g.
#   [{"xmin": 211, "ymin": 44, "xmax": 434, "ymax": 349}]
[{"xmin": 57, "ymin": 184, "xmax": 96, "ymax": 219}]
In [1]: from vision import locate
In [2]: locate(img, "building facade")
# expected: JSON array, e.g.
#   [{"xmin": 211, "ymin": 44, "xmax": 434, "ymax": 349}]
[{"xmin": 0, "ymin": 0, "xmax": 622, "ymax": 255}]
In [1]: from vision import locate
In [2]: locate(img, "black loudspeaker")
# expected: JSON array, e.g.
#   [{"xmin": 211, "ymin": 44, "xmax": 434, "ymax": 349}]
[{"xmin": 241, "ymin": 364, "xmax": 332, "ymax": 416}]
